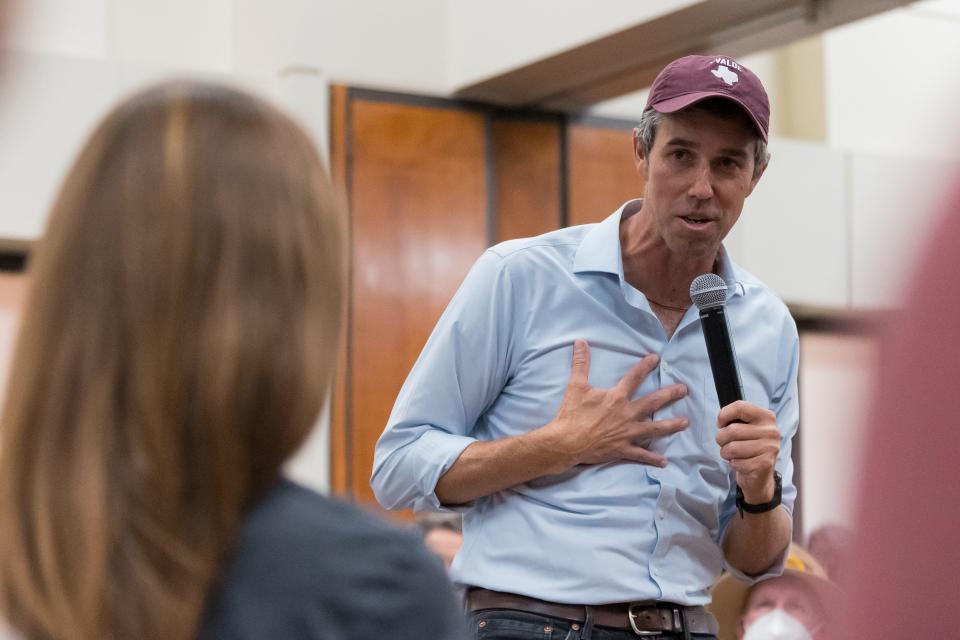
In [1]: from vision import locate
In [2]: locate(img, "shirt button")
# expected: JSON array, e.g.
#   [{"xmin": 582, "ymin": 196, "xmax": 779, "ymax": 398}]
[
  {"xmin": 572, "ymin": 624, "xmax": 581, "ymax": 631},
  {"xmin": 657, "ymin": 510, "xmax": 665, "ymax": 520},
  {"xmin": 652, "ymin": 567, "xmax": 660, "ymax": 576}
]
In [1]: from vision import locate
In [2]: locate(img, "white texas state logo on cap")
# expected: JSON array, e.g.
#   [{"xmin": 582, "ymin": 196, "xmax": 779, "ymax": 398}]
[{"xmin": 711, "ymin": 65, "xmax": 738, "ymax": 86}]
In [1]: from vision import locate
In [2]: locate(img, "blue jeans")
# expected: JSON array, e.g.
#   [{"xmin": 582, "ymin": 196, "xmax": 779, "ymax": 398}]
[{"xmin": 469, "ymin": 609, "xmax": 718, "ymax": 640}]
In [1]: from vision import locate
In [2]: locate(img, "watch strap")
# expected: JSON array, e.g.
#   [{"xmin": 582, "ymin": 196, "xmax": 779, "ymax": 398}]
[{"xmin": 736, "ymin": 470, "xmax": 782, "ymax": 518}]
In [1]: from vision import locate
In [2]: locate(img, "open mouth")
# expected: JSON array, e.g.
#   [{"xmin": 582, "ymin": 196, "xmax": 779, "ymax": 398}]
[{"xmin": 681, "ymin": 215, "xmax": 712, "ymax": 226}]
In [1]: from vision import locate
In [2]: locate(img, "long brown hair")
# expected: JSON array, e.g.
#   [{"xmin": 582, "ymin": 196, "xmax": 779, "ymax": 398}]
[{"xmin": 0, "ymin": 81, "xmax": 344, "ymax": 639}]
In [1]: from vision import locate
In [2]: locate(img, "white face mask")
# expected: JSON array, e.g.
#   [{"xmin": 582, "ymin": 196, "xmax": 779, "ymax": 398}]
[{"xmin": 742, "ymin": 609, "xmax": 814, "ymax": 640}]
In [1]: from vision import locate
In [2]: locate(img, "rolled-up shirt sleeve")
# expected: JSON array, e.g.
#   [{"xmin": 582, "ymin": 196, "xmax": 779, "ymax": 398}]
[
  {"xmin": 718, "ymin": 313, "xmax": 799, "ymax": 584},
  {"xmin": 371, "ymin": 250, "xmax": 517, "ymax": 512}
]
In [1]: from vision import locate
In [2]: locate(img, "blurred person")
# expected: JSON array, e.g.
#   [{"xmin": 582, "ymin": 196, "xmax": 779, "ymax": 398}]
[
  {"xmin": 416, "ymin": 512, "xmax": 467, "ymax": 605},
  {"xmin": 0, "ymin": 80, "xmax": 463, "ymax": 640},
  {"xmin": 416, "ymin": 512, "xmax": 464, "ymax": 571},
  {"xmin": 837, "ymin": 183, "xmax": 960, "ymax": 635},
  {"xmin": 373, "ymin": 54, "xmax": 798, "ymax": 639},
  {"xmin": 804, "ymin": 524, "xmax": 853, "ymax": 587},
  {"xmin": 710, "ymin": 544, "xmax": 840, "ymax": 640}
]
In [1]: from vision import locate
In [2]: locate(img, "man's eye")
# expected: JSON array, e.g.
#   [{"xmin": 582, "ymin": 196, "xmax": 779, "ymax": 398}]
[
  {"xmin": 671, "ymin": 150, "xmax": 689, "ymax": 160},
  {"xmin": 719, "ymin": 157, "xmax": 736, "ymax": 168}
]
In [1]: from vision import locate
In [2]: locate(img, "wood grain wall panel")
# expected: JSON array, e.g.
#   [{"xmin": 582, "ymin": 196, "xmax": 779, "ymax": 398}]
[
  {"xmin": 567, "ymin": 124, "xmax": 644, "ymax": 227},
  {"xmin": 492, "ymin": 119, "xmax": 563, "ymax": 242},
  {"xmin": 348, "ymin": 99, "xmax": 488, "ymax": 505}
]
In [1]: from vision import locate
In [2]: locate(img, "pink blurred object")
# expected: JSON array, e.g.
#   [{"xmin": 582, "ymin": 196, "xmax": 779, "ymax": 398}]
[{"xmin": 839, "ymin": 185, "xmax": 960, "ymax": 637}]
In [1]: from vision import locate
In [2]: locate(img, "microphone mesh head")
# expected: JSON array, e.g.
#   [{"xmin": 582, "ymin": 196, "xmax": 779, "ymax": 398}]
[{"xmin": 689, "ymin": 273, "xmax": 728, "ymax": 310}]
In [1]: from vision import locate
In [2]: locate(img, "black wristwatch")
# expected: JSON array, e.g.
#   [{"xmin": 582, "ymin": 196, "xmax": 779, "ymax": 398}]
[{"xmin": 735, "ymin": 471, "xmax": 782, "ymax": 518}]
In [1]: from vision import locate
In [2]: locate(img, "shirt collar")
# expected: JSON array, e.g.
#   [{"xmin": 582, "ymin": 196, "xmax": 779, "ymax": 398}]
[
  {"xmin": 572, "ymin": 200, "xmax": 637, "ymax": 277},
  {"xmin": 714, "ymin": 245, "xmax": 745, "ymax": 298},
  {"xmin": 572, "ymin": 199, "xmax": 744, "ymax": 298}
]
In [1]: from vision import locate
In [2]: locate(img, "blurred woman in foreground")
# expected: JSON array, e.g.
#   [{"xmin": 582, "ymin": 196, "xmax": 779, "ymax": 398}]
[{"xmin": 0, "ymin": 81, "xmax": 462, "ymax": 640}]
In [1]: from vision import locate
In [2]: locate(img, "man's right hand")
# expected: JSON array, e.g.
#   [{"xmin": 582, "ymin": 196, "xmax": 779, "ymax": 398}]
[
  {"xmin": 434, "ymin": 339, "xmax": 689, "ymax": 505},
  {"xmin": 539, "ymin": 339, "xmax": 689, "ymax": 470}
]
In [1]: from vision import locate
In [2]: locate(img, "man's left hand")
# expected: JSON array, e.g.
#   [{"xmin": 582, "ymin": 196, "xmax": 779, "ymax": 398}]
[{"xmin": 715, "ymin": 401, "xmax": 780, "ymax": 504}]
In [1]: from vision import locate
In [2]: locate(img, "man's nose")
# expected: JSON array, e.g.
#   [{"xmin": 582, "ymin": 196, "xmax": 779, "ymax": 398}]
[{"xmin": 688, "ymin": 164, "xmax": 714, "ymax": 200}]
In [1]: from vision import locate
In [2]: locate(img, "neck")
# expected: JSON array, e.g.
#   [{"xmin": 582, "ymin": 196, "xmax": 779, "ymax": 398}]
[{"xmin": 619, "ymin": 207, "xmax": 720, "ymax": 307}]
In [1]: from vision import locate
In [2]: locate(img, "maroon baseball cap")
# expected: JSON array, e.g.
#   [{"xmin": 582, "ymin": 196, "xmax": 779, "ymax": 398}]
[{"xmin": 645, "ymin": 54, "xmax": 770, "ymax": 142}]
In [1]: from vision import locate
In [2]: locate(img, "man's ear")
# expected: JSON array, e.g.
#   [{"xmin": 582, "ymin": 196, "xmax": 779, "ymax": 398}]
[
  {"xmin": 746, "ymin": 153, "xmax": 769, "ymax": 196},
  {"xmin": 633, "ymin": 130, "xmax": 649, "ymax": 179}
]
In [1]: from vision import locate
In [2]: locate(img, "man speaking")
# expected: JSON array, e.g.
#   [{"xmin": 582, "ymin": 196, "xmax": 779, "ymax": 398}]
[{"xmin": 372, "ymin": 54, "xmax": 796, "ymax": 640}]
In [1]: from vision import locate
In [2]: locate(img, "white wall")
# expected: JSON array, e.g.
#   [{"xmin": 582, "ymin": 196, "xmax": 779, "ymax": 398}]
[
  {"xmin": 234, "ymin": 0, "xmax": 448, "ymax": 93},
  {"xmin": 734, "ymin": 138, "xmax": 849, "ymax": 308},
  {"xmin": 5, "ymin": 0, "xmax": 107, "ymax": 57},
  {"xmin": 824, "ymin": 2, "xmax": 960, "ymax": 158},
  {"xmin": 0, "ymin": 51, "xmax": 116, "ymax": 240},
  {"xmin": 849, "ymin": 152, "xmax": 960, "ymax": 308},
  {"xmin": 112, "ymin": 0, "xmax": 235, "ymax": 72}
]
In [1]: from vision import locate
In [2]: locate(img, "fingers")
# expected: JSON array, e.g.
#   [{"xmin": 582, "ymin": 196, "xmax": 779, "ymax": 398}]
[
  {"xmin": 622, "ymin": 417, "xmax": 688, "ymax": 467},
  {"xmin": 614, "ymin": 353, "xmax": 660, "ymax": 398},
  {"xmin": 717, "ymin": 400, "xmax": 775, "ymax": 429},
  {"xmin": 715, "ymin": 421, "xmax": 780, "ymax": 477},
  {"xmin": 614, "ymin": 353, "xmax": 660, "ymax": 397},
  {"xmin": 569, "ymin": 346, "xmax": 665, "ymax": 400},
  {"xmin": 622, "ymin": 446, "xmax": 668, "ymax": 468},
  {"xmin": 631, "ymin": 383, "xmax": 687, "ymax": 417},
  {"xmin": 715, "ymin": 421, "xmax": 780, "ymax": 448},
  {"xmin": 568, "ymin": 339, "xmax": 591, "ymax": 387},
  {"xmin": 632, "ymin": 416, "xmax": 689, "ymax": 441},
  {"xmin": 716, "ymin": 436, "xmax": 779, "ymax": 462}
]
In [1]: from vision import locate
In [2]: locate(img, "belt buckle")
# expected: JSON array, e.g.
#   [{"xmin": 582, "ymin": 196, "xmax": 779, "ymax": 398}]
[{"xmin": 627, "ymin": 604, "xmax": 664, "ymax": 637}]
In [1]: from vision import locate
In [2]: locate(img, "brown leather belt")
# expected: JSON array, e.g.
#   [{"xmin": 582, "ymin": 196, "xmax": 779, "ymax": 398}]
[{"xmin": 467, "ymin": 588, "xmax": 719, "ymax": 636}]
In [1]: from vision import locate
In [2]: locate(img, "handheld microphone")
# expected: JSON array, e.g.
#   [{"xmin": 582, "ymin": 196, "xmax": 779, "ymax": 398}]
[{"xmin": 690, "ymin": 273, "xmax": 743, "ymax": 408}]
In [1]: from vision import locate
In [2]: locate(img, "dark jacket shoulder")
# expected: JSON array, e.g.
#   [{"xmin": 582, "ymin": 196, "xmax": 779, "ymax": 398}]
[{"xmin": 200, "ymin": 479, "xmax": 465, "ymax": 640}]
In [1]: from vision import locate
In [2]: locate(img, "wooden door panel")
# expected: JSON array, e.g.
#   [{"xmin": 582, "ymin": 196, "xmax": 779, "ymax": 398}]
[
  {"xmin": 567, "ymin": 123, "xmax": 643, "ymax": 226},
  {"xmin": 348, "ymin": 99, "xmax": 488, "ymax": 504},
  {"xmin": 492, "ymin": 118, "xmax": 563, "ymax": 242}
]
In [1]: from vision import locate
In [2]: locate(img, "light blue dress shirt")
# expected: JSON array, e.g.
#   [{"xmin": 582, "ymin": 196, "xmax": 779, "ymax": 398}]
[{"xmin": 371, "ymin": 200, "xmax": 798, "ymax": 605}]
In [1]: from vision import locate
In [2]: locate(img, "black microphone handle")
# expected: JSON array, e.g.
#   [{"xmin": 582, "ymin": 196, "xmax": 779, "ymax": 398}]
[{"xmin": 698, "ymin": 306, "xmax": 743, "ymax": 408}]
